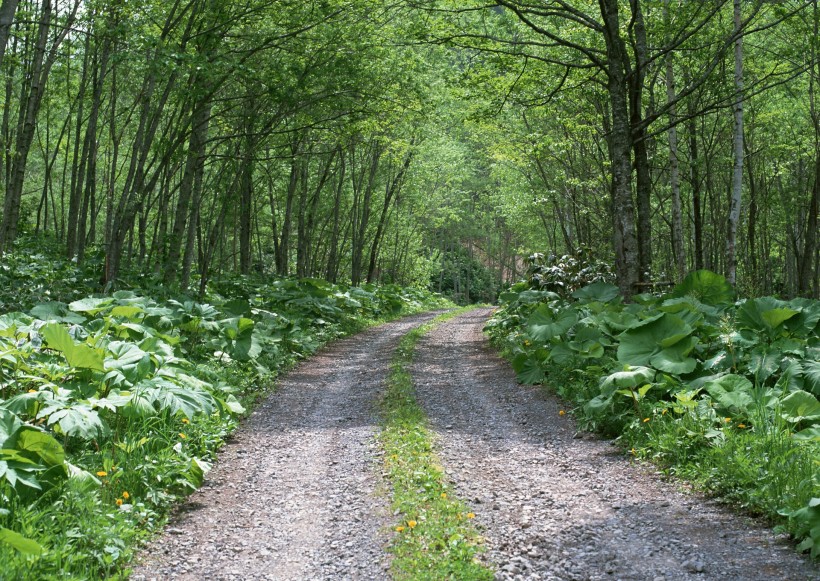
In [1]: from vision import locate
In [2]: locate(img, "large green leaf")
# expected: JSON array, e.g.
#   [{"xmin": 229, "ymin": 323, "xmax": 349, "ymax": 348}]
[
  {"xmin": 41, "ymin": 404, "xmax": 108, "ymax": 440},
  {"xmin": 670, "ymin": 270, "xmax": 734, "ymax": 305},
  {"xmin": 779, "ymin": 390, "xmax": 820, "ymax": 424},
  {"xmin": 527, "ymin": 305, "xmax": 577, "ymax": 342},
  {"xmin": 601, "ymin": 366, "xmax": 655, "ymax": 392},
  {"xmin": 616, "ymin": 313, "xmax": 695, "ymax": 373},
  {"xmin": 649, "ymin": 337, "xmax": 698, "ymax": 374},
  {"xmin": 704, "ymin": 374, "xmax": 755, "ymax": 416},
  {"xmin": 68, "ymin": 297, "xmax": 115, "ymax": 315},
  {"xmin": 736, "ymin": 297, "xmax": 799, "ymax": 335},
  {"xmin": 15, "ymin": 429, "xmax": 64, "ymax": 467},
  {"xmin": 138, "ymin": 378, "xmax": 217, "ymax": 418},
  {"xmin": 511, "ymin": 352, "xmax": 546, "ymax": 384},
  {"xmin": 41, "ymin": 324, "xmax": 104, "ymax": 371},
  {"xmin": 572, "ymin": 281, "xmax": 620, "ymax": 303},
  {"xmin": 0, "ymin": 527, "xmax": 44, "ymax": 555}
]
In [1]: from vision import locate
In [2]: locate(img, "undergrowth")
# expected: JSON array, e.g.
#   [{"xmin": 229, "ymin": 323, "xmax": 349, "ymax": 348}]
[{"xmin": 380, "ymin": 307, "xmax": 494, "ymax": 580}]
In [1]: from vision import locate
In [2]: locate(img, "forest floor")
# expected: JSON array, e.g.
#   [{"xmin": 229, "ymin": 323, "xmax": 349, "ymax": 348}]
[{"xmin": 130, "ymin": 309, "xmax": 818, "ymax": 581}]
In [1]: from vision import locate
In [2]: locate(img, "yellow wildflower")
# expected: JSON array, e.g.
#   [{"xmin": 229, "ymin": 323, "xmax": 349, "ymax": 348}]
[
  {"xmin": 122, "ymin": 491, "xmax": 130, "ymax": 500},
  {"xmin": 558, "ymin": 410, "xmax": 566, "ymax": 416},
  {"xmin": 96, "ymin": 471, "xmax": 108, "ymax": 477},
  {"xmin": 395, "ymin": 526, "xmax": 405, "ymax": 533},
  {"xmin": 182, "ymin": 418, "xmax": 190, "ymax": 424},
  {"xmin": 643, "ymin": 417, "xmax": 650, "ymax": 423},
  {"xmin": 466, "ymin": 512, "xmax": 476, "ymax": 519},
  {"xmin": 724, "ymin": 418, "xmax": 731, "ymax": 423},
  {"xmin": 179, "ymin": 433, "xmax": 187, "ymax": 439},
  {"xmin": 407, "ymin": 520, "xmax": 417, "ymax": 529},
  {"xmin": 661, "ymin": 409, "xmax": 668, "ymax": 415},
  {"xmin": 116, "ymin": 499, "xmax": 123, "ymax": 506},
  {"xmin": 737, "ymin": 423, "xmax": 746, "ymax": 429},
  {"xmin": 440, "ymin": 493, "xmax": 447, "ymax": 499},
  {"xmin": 28, "ymin": 389, "xmax": 37, "ymax": 394}
]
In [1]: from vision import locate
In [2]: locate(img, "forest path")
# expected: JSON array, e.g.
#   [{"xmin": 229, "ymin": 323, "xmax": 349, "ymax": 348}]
[
  {"xmin": 130, "ymin": 311, "xmax": 441, "ymax": 581},
  {"xmin": 412, "ymin": 309, "xmax": 818, "ymax": 581}
]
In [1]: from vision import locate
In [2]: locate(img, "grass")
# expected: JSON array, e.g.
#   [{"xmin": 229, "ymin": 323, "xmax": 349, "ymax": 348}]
[{"xmin": 378, "ymin": 307, "xmax": 494, "ymax": 580}]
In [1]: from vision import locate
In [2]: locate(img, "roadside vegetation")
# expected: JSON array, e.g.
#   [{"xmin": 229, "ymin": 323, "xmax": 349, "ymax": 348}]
[
  {"xmin": 485, "ymin": 253, "xmax": 820, "ymax": 559},
  {"xmin": 0, "ymin": 243, "xmax": 451, "ymax": 579},
  {"xmin": 380, "ymin": 308, "xmax": 493, "ymax": 580}
]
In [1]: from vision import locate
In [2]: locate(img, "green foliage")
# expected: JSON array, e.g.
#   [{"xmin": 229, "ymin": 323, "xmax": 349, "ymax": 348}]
[{"xmin": 486, "ymin": 270, "xmax": 820, "ymax": 555}]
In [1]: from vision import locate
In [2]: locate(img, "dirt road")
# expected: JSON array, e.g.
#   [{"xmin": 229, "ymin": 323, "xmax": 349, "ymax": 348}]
[{"xmin": 131, "ymin": 309, "xmax": 817, "ymax": 581}]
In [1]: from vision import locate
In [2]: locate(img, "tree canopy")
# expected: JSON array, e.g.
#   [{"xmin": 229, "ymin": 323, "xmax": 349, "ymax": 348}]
[{"xmin": 0, "ymin": 0, "xmax": 816, "ymax": 301}]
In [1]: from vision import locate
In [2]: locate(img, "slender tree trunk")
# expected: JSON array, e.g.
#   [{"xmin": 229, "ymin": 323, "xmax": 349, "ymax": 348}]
[
  {"xmin": 726, "ymin": 0, "xmax": 744, "ymax": 286},
  {"xmin": 325, "ymin": 148, "xmax": 345, "ymax": 282},
  {"xmin": 0, "ymin": 0, "xmax": 18, "ymax": 68},
  {"xmin": 601, "ymin": 0, "xmax": 639, "ymax": 298},
  {"xmin": 629, "ymin": 0, "xmax": 652, "ymax": 282},
  {"xmin": 665, "ymin": 1, "xmax": 685, "ymax": 282}
]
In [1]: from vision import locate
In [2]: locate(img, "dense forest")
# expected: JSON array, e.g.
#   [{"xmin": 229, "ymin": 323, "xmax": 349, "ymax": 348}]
[{"xmin": 0, "ymin": 0, "xmax": 816, "ymax": 303}]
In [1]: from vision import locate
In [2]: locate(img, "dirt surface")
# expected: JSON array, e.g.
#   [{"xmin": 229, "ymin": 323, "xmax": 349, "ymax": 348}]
[
  {"xmin": 130, "ymin": 312, "xmax": 440, "ymax": 581},
  {"xmin": 412, "ymin": 309, "xmax": 818, "ymax": 581}
]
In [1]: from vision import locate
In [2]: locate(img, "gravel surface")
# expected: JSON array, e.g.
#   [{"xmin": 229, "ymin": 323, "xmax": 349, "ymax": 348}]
[
  {"xmin": 412, "ymin": 308, "xmax": 819, "ymax": 581},
  {"xmin": 130, "ymin": 312, "xmax": 440, "ymax": 581}
]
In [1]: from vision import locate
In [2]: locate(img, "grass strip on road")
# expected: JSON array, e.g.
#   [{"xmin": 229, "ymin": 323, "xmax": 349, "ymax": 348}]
[{"xmin": 379, "ymin": 307, "xmax": 494, "ymax": 580}]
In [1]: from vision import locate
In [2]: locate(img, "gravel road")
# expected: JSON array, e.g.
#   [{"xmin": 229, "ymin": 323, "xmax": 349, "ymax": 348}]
[
  {"xmin": 131, "ymin": 308, "xmax": 818, "ymax": 581},
  {"xmin": 130, "ymin": 312, "xmax": 440, "ymax": 581},
  {"xmin": 412, "ymin": 308, "xmax": 818, "ymax": 581}
]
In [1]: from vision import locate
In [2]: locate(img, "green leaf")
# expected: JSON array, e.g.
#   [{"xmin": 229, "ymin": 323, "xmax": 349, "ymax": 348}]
[
  {"xmin": 15, "ymin": 429, "xmax": 65, "ymax": 467},
  {"xmin": 670, "ymin": 270, "xmax": 734, "ymax": 305},
  {"xmin": 527, "ymin": 304, "xmax": 577, "ymax": 342},
  {"xmin": 779, "ymin": 390, "xmax": 820, "ymax": 424},
  {"xmin": 649, "ymin": 337, "xmax": 698, "ymax": 374},
  {"xmin": 109, "ymin": 305, "xmax": 144, "ymax": 320},
  {"xmin": 41, "ymin": 324, "xmax": 104, "ymax": 371},
  {"xmin": 511, "ymin": 353, "xmax": 545, "ymax": 384},
  {"xmin": 0, "ymin": 527, "xmax": 44, "ymax": 555},
  {"xmin": 736, "ymin": 297, "xmax": 799, "ymax": 334},
  {"xmin": 68, "ymin": 297, "xmax": 115, "ymax": 315},
  {"xmin": 617, "ymin": 313, "xmax": 694, "ymax": 372},
  {"xmin": 704, "ymin": 374, "xmax": 755, "ymax": 416},
  {"xmin": 571, "ymin": 281, "xmax": 620, "ymax": 303},
  {"xmin": 601, "ymin": 366, "xmax": 655, "ymax": 392},
  {"xmin": 45, "ymin": 405, "xmax": 108, "ymax": 440}
]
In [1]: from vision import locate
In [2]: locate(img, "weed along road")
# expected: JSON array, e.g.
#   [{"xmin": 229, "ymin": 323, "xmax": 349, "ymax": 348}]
[{"xmin": 132, "ymin": 309, "xmax": 818, "ymax": 580}]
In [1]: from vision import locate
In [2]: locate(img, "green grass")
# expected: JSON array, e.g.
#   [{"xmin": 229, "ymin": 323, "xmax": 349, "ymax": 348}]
[{"xmin": 379, "ymin": 307, "xmax": 494, "ymax": 580}]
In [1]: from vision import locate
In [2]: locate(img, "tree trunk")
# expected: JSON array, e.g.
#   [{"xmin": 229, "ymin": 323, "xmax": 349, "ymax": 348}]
[
  {"xmin": 601, "ymin": 0, "xmax": 639, "ymax": 298},
  {"xmin": 367, "ymin": 146, "xmax": 413, "ymax": 283},
  {"xmin": 726, "ymin": 0, "xmax": 744, "ymax": 286},
  {"xmin": 665, "ymin": 1, "xmax": 685, "ymax": 282},
  {"xmin": 629, "ymin": 0, "xmax": 652, "ymax": 282},
  {"xmin": 0, "ymin": 0, "xmax": 18, "ymax": 68}
]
